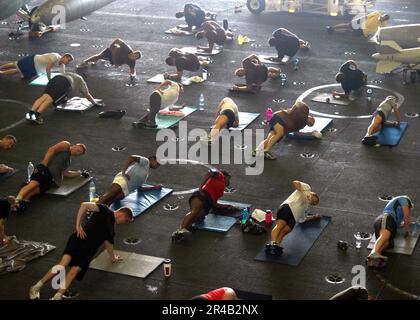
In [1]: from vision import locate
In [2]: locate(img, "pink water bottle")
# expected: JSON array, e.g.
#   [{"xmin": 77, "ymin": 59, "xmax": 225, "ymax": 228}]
[
  {"xmin": 265, "ymin": 210, "xmax": 273, "ymax": 225},
  {"xmin": 266, "ymin": 108, "xmax": 273, "ymax": 123}
]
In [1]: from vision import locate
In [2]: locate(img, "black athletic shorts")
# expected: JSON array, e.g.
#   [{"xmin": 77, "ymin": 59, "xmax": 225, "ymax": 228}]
[
  {"xmin": 276, "ymin": 204, "xmax": 296, "ymax": 230},
  {"xmin": 102, "ymin": 48, "xmax": 114, "ymax": 65},
  {"xmin": 44, "ymin": 75, "xmax": 71, "ymax": 105},
  {"xmin": 63, "ymin": 233, "xmax": 97, "ymax": 281},
  {"xmin": 30, "ymin": 166, "xmax": 54, "ymax": 194},
  {"xmin": 220, "ymin": 109, "xmax": 235, "ymax": 128},
  {"xmin": 189, "ymin": 190, "xmax": 213, "ymax": 216},
  {"xmin": 269, "ymin": 114, "xmax": 288, "ymax": 133},
  {"xmin": 373, "ymin": 110, "xmax": 386, "ymax": 125},
  {"xmin": 374, "ymin": 214, "xmax": 397, "ymax": 242}
]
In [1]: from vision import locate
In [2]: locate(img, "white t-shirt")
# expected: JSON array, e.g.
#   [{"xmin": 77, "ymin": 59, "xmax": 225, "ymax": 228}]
[
  {"xmin": 220, "ymin": 97, "xmax": 239, "ymax": 118},
  {"xmin": 157, "ymin": 81, "xmax": 180, "ymax": 108},
  {"xmin": 282, "ymin": 182, "xmax": 312, "ymax": 222},
  {"xmin": 34, "ymin": 53, "xmax": 64, "ymax": 75}
]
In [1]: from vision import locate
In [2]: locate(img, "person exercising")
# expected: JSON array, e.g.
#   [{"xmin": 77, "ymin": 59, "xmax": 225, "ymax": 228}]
[
  {"xmin": 29, "ymin": 202, "xmax": 133, "ymax": 300},
  {"xmin": 0, "ymin": 135, "xmax": 17, "ymax": 177},
  {"xmin": 164, "ymin": 48, "xmax": 209, "ymax": 81},
  {"xmin": 266, "ymin": 28, "xmax": 309, "ymax": 64},
  {"xmin": 253, "ymin": 101, "xmax": 315, "ymax": 160},
  {"xmin": 196, "ymin": 21, "xmax": 233, "ymax": 53},
  {"xmin": 14, "ymin": 141, "xmax": 87, "ymax": 212},
  {"xmin": 265, "ymin": 180, "xmax": 320, "ymax": 255},
  {"xmin": 98, "ymin": 155, "xmax": 161, "ymax": 206},
  {"xmin": 333, "ymin": 60, "xmax": 367, "ymax": 98},
  {"xmin": 362, "ymin": 96, "xmax": 401, "ymax": 146},
  {"xmin": 232, "ymin": 54, "xmax": 281, "ymax": 93},
  {"xmin": 207, "ymin": 98, "xmax": 239, "ymax": 141}
]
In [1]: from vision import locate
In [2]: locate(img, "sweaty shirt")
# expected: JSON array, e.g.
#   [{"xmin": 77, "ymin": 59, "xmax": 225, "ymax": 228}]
[
  {"xmin": 277, "ymin": 103, "xmax": 310, "ymax": 133},
  {"xmin": 201, "ymin": 171, "xmax": 225, "ymax": 204},
  {"xmin": 168, "ymin": 49, "xmax": 200, "ymax": 72},
  {"xmin": 383, "ymin": 196, "xmax": 410, "ymax": 225},
  {"xmin": 60, "ymin": 72, "xmax": 89, "ymax": 98},
  {"xmin": 34, "ymin": 53, "xmax": 65, "ymax": 75},
  {"xmin": 48, "ymin": 150, "xmax": 71, "ymax": 187},
  {"xmin": 109, "ymin": 40, "xmax": 136, "ymax": 70},
  {"xmin": 272, "ymin": 28, "xmax": 300, "ymax": 58},
  {"xmin": 282, "ymin": 182, "xmax": 312, "ymax": 222}
]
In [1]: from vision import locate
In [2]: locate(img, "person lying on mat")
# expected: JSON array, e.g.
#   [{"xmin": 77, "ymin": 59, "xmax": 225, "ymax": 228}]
[
  {"xmin": 77, "ymin": 39, "xmax": 141, "ymax": 80},
  {"xmin": 266, "ymin": 28, "xmax": 309, "ymax": 64},
  {"xmin": 172, "ymin": 169, "xmax": 235, "ymax": 241},
  {"xmin": 367, "ymin": 195, "xmax": 413, "ymax": 268},
  {"xmin": 191, "ymin": 287, "xmax": 238, "ymax": 300},
  {"xmin": 164, "ymin": 48, "xmax": 209, "ymax": 81},
  {"xmin": 232, "ymin": 54, "xmax": 281, "ymax": 93},
  {"xmin": 0, "ymin": 196, "xmax": 16, "ymax": 246},
  {"xmin": 0, "ymin": 52, "xmax": 73, "ymax": 80},
  {"xmin": 175, "ymin": 3, "xmax": 216, "ymax": 31},
  {"xmin": 207, "ymin": 98, "xmax": 239, "ymax": 142},
  {"xmin": 252, "ymin": 101, "xmax": 315, "ymax": 160},
  {"xmin": 196, "ymin": 21, "xmax": 233, "ymax": 53},
  {"xmin": 0, "ymin": 135, "xmax": 17, "ymax": 176},
  {"xmin": 133, "ymin": 80, "xmax": 183, "ymax": 128},
  {"xmin": 29, "ymin": 202, "xmax": 133, "ymax": 300},
  {"xmin": 362, "ymin": 96, "xmax": 401, "ymax": 146},
  {"xmin": 329, "ymin": 286, "xmax": 370, "ymax": 300},
  {"xmin": 28, "ymin": 23, "xmax": 60, "ymax": 39},
  {"xmin": 326, "ymin": 12, "xmax": 390, "ymax": 38},
  {"xmin": 97, "ymin": 155, "xmax": 161, "ymax": 206},
  {"xmin": 265, "ymin": 180, "xmax": 320, "ymax": 255},
  {"xmin": 13, "ymin": 141, "xmax": 88, "ymax": 213},
  {"xmin": 333, "ymin": 60, "xmax": 367, "ymax": 98},
  {"xmin": 26, "ymin": 72, "xmax": 102, "ymax": 124}
]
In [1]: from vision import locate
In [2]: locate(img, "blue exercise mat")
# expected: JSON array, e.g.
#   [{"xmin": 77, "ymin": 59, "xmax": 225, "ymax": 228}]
[
  {"xmin": 0, "ymin": 169, "xmax": 18, "ymax": 183},
  {"xmin": 372, "ymin": 122, "xmax": 408, "ymax": 146},
  {"xmin": 287, "ymin": 117, "xmax": 333, "ymax": 140},
  {"xmin": 254, "ymin": 216, "xmax": 331, "ymax": 266},
  {"xmin": 192, "ymin": 214, "xmax": 237, "ymax": 232},
  {"xmin": 111, "ymin": 185, "xmax": 173, "ymax": 217}
]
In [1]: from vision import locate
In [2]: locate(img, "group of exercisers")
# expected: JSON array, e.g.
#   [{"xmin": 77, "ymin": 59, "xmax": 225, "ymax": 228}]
[{"xmin": 0, "ymin": 2, "xmax": 414, "ymax": 300}]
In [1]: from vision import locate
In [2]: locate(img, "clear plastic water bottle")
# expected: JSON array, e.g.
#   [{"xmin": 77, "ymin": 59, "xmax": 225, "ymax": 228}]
[
  {"xmin": 293, "ymin": 58, "xmax": 299, "ymax": 71},
  {"xmin": 89, "ymin": 180, "xmax": 96, "ymax": 202},
  {"xmin": 280, "ymin": 73, "xmax": 287, "ymax": 86},
  {"xmin": 241, "ymin": 207, "xmax": 249, "ymax": 225},
  {"xmin": 199, "ymin": 93, "xmax": 205, "ymax": 111},
  {"xmin": 27, "ymin": 162, "xmax": 34, "ymax": 182},
  {"xmin": 266, "ymin": 108, "xmax": 273, "ymax": 123},
  {"xmin": 202, "ymin": 69, "xmax": 208, "ymax": 80},
  {"xmin": 366, "ymin": 89, "xmax": 373, "ymax": 103}
]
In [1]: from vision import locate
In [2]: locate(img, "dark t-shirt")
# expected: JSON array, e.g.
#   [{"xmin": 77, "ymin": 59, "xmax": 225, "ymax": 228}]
[
  {"xmin": 245, "ymin": 65, "xmax": 268, "ymax": 85},
  {"xmin": 169, "ymin": 49, "xmax": 200, "ymax": 72},
  {"xmin": 110, "ymin": 41, "xmax": 135, "ymax": 70},
  {"xmin": 82, "ymin": 204, "xmax": 116, "ymax": 249},
  {"xmin": 278, "ymin": 104, "xmax": 309, "ymax": 132},
  {"xmin": 339, "ymin": 61, "xmax": 365, "ymax": 94},
  {"xmin": 0, "ymin": 198, "xmax": 11, "ymax": 220},
  {"xmin": 272, "ymin": 29, "xmax": 300, "ymax": 58},
  {"xmin": 184, "ymin": 3, "xmax": 206, "ymax": 28}
]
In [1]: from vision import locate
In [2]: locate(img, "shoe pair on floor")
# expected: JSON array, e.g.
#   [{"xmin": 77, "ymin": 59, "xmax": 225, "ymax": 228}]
[
  {"xmin": 265, "ymin": 242, "xmax": 283, "ymax": 256},
  {"xmin": 25, "ymin": 111, "xmax": 43, "ymax": 124}
]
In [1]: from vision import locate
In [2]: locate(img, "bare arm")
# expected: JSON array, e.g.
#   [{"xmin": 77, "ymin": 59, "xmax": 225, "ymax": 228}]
[
  {"xmin": 393, "ymin": 103, "xmax": 401, "ymax": 125},
  {"xmin": 63, "ymin": 170, "xmax": 82, "ymax": 178},
  {"xmin": 75, "ymin": 202, "xmax": 100, "ymax": 239},
  {"xmin": 46, "ymin": 59, "xmax": 54, "ymax": 81},
  {"xmin": 83, "ymin": 90, "xmax": 96, "ymax": 105},
  {"xmin": 199, "ymin": 172, "xmax": 212, "ymax": 190},
  {"xmin": 105, "ymin": 240, "xmax": 122, "ymax": 262},
  {"xmin": 242, "ymin": 54, "xmax": 260, "ymax": 69},
  {"xmin": 41, "ymin": 141, "xmax": 70, "ymax": 166},
  {"xmin": 122, "ymin": 155, "xmax": 141, "ymax": 177},
  {"xmin": 402, "ymin": 206, "xmax": 412, "ymax": 235},
  {"xmin": 293, "ymin": 180, "xmax": 311, "ymax": 192}
]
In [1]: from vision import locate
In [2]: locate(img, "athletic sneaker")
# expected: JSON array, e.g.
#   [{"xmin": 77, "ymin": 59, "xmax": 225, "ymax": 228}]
[
  {"xmin": 25, "ymin": 111, "xmax": 34, "ymax": 121},
  {"xmin": 366, "ymin": 257, "xmax": 386, "ymax": 269},
  {"xmin": 29, "ymin": 285, "xmax": 40, "ymax": 300},
  {"xmin": 171, "ymin": 229, "xmax": 191, "ymax": 242},
  {"xmin": 368, "ymin": 252, "xmax": 388, "ymax": 261},
  {"xmin": 265, "ymin": 243, "xmax": 283, "ymax": 256},
  {"xmin": 76, "ymin": 61, "xmax": 88, "ymax": 69},
  {"xmin": 32, "ymin": 115, "xmax": 43, "ymax": 125},
  {"xmin": 264, "ymin": 151, "xmax": 277, "ymax": 160},
  {"xmin": 14, "ymin": 200, "xmax": 30, "ymax": 213}
]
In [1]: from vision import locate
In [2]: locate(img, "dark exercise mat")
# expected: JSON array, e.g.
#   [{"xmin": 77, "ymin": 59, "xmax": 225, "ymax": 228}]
[{"xmin": 254, "ymin": 216, "xmax": 331, "ymax": 266}]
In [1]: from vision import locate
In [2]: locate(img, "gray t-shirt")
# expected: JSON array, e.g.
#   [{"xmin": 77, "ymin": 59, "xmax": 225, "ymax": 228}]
[
  {"xmin": 60, "ymin": 72, "xmax": 89, "ymax": 98},
  {"xmin": 48, "ymin": 151, "xmax": 71, "ymax": 187},
  {"xmin": 115, "ymin": 157, "xmax": 150, "ymax": 194},
  {"xmin": 377, "ymin": 99, "xmax": 393, "ymax": 120}
]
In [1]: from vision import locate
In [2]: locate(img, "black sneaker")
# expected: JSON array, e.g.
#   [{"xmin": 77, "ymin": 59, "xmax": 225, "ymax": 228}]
[
  {"xmin": 265, "ymin": 243, "xmax": 283, "ymax": 255},
  {"xmin": 99, "ymin": 110, "xmax": 126, "ymax": 119},
  {"xmin": 15, "ymin": 200, "xmax": 30, "ymax": 213},
  {"xmin": 25, "ymin": 111, "xmax": 34, "ymax": 121},
  {"xmin": 326, "ymin": 26, "xmax": 334, "ymax": 33},
  {"xmin": 171, "ymin": 229, "xmax": 191, "ymax": 242}
]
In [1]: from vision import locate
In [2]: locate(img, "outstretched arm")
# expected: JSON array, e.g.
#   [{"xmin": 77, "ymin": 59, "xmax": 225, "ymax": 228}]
[
  {"xmin": 105, "ymin": 240, "xmax": 122, "ymax": 262},
  {"xmin": 402, "ymin": 205, "xmax": 412, "ymax": 235},
  {"xmin": 41, "ymin": 141, "xmax": 70, "ymax": 166},
  {"xmin": 293, "ymin": 180, "xmax": 310, "ymax": 192},
  {"xmin": 75, "ymin": 202, "xmax": 100, "ymax": 239}
]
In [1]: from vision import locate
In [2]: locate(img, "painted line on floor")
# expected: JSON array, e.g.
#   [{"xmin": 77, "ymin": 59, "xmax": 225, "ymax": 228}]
[{"xmin": 0, "ymin": 99, "xmax": 30, "ymax": 133}]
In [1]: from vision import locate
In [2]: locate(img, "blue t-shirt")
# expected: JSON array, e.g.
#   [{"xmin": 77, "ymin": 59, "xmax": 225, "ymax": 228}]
[{"xmin": 383, "ymin": 196, "xmax": 410, "ymax": 225}]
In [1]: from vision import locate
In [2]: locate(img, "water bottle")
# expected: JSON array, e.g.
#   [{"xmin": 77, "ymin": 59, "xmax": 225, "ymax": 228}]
[
  {"xmin": 366, "ymin": 89, "xmax": 373, "ymax": 103},
  {"xmin": 241, "ymin": 208, "xmax": 249, "ymax": 224},
  {"xmin": 280, "ymin": 73, "xmax": 287, "ymax": 86},
  {"xmin": 163, "ymin": 259, "xmax": 172, "ymax": 277},
  {"xmin": 202, "ymin": 69, "xmax": 208, "ymax": 81},
  {"xmin": 89, "ymin": 180, "xmax": 96, "ymax": 202},
  {"xmin": 199, "ymin": 93, "xmax": 205, "ymax": 111},
  {"xmin": 266, "ymin": 108, "xmax": 273, "ymax": 123},
  {"xmin": 293, "ymin": 58, "xmax": 299, "ymax": 71},
  {"xmin": 27, "ymin": 162, "xmax": 34, "ymax": 182},
  {"xmin": 265, "ymin": 210, "xmax": 273, "ymax": 225}
]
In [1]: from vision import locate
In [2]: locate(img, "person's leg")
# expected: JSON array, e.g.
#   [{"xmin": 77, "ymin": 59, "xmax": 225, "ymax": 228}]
[
  {"xmin": 366, "ymin": 114, "xmax": 383, "ymax": 136},
  {"xmin": 222, "ymin": 288, "xmax": 238, "ymax": 300},
  {"xmin": 34, "ymin": 95, "xmax": 54, "ymax": 114},
  {"xmin": 98, "ymin": 184, "xmax": 125, "ymax": 206},
  {"xmin": 275, "ymin": 224, "xmax": 291, "ymax": 244},
  {"xmin": 146, "ymin": 92, "xmax": 161, "ymax": 126},
  {"xmin": 331, "ymin": 22, "xmax": 353, "ymax": 32},
  {"xmin": 270, "ymin": 219, "xmax": 288, "ymax": 243},
  {"xmin": 31, "ymin": 94, "xmax": 52, "ymax": 112},
  {"xmin": 29, "ymin": 254, "xmax": 72, "ymax": 299},
  {"xmin": 209, "ymin": 115, "xmax": 229, "ymax": 140},
  {"xmin": 371, "ymin": 229, "xmax": 391, "ymax": 255},
  {"xmin": 329, "ymin": 286, "xmax": 369, "ymax": 300},
  {"xmin": 53, "ymin": 266, "xmax": 82, "ymax": 299},
  {"xmin": 83, "ymin": 49, "xmax": 109, "ymax": 64},
  {"xmin": 180, "ymin": 197, "xmax": 205, "ymax": 230},
  {"xmin": 0, "ymin": 68, "xmax": 19, "ymax": 75},
  {"xmin": 264, "ymin": 124, "xmax": 285, "ymax": 152},
  {"xmin": 0, "ymin": 62, "xmax": 17, "ymax": 71},
  {"xmin": 16, "ymin": 180, "xmax": 41, "ymax": 201}
]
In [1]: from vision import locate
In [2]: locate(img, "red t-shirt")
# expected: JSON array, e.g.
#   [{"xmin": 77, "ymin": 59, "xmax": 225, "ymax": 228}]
[
  {"xmin": 202, "ymin": 172, "xmax": 225, "ymax": 204},
  {"xmin": 201, "ymin": 288, "xmax": 226, "ymax": 300}
]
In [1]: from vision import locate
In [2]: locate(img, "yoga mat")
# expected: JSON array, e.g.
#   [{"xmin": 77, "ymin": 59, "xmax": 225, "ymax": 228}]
[
  {"xmin": 180, "ymin": 46, "xmax": 222, "ymax": 56},
  {"xmin": 144, "ymin": 106, "xmax": 197, "ymax": 130},
  {"xmin": 164, "ymin": 27, "xmax": 196, "ymax": 36},
  {"xmin": 372, "ymin": 122, "xmax": 408, "ymax": 147},
  {"xmin": 311, "ymin": 93, "xmax": 354, "ymax": 106},
  {"xmin": 210, "ymin": 112, "xmax": 260, "ymax": 131},
  {"xmin": 287, "ymin": 117, "xmax": 333, "ymax": 140},
  {"xmin": 147, "ymin": 74, "xmax": 204, "ymax": 86},
  {"xmin": 46, "ymin": 176, "xmax": 92, "ymax": 196},
  {"xmin": 192, "ymin": 214, "xmax": 237, "ymax": 232},
  {"xmin": 254, "ymin": 216, "xmax": 331, "ymax": 266},
  {"xmin": 56, "ymin": 97, "xmax": 101, "ymax": 112}
]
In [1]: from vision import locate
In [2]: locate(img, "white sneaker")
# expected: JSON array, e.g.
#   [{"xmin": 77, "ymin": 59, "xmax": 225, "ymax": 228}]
[{"xmin": 29, "ymin": 285, "xmax": 40, "ymax": 300}]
